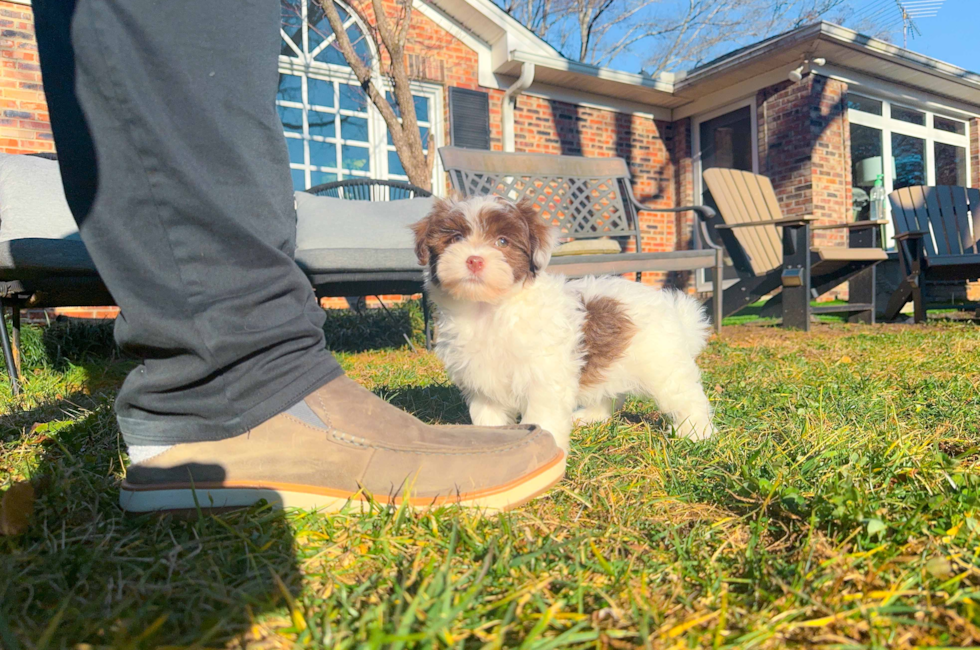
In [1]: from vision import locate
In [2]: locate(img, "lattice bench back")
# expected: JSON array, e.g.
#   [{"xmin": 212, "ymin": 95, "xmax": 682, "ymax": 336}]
[{"xmin": 439, "ymin": 147, "xmax": 642, "ymax": 248}]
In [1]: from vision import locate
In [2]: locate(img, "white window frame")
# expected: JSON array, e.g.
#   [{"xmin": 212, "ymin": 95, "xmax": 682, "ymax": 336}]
[
  {"xmin": 848, "ymin": 94, "xmax": 972, "ymax": 246},
  {"xmin": 276, "ymin": 0, "xmax": 443, "ymax": 192},
  {"xmin": 691, "ymin": 98, "xmax": 759, "ymax": 291}
]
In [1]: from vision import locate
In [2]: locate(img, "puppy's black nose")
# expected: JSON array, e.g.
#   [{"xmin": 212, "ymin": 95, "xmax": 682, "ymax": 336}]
[{"xmin": 466, "ymin": 256, "xmax": 485, "ymax": 273}]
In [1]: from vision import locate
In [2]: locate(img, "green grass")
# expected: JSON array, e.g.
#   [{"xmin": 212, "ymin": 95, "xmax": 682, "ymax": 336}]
[{"xmin": 2, "ymin": 311, "xmax": 980, "ymax": 648}]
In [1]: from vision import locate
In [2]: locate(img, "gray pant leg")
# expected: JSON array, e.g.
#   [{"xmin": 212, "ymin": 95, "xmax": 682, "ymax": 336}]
[{"xmin": 33, "ymin": 0, "xmax": 343, "ymax": 446}]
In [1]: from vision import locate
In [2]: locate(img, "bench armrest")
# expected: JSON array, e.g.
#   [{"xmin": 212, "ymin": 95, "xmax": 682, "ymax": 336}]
[
  {"xmin": 811, "ymin": 219, "xmax": 888, "ymax": 231},
  {"xmin": 894, "ymin": 230, "xmax": 928, "ymax": 241},
  {"xmin": 716, "ymin": 216, "xmax": 817, "ymax": 230},
  {"xmin": 631, "ymin": 200, "xmax": 723, "ymax": 251}
]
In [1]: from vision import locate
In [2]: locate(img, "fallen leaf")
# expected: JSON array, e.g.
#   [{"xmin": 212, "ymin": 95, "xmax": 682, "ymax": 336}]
[
  {"xmin": 0, "ymin": 481, "xmax": 35, "ymax": 536},
  {"xmin": 840, "ymin": 356, "xmax": 852, "ymax": 364},
  {"xmin": 925, "ymin": 556, "xmax": 952, "ymax": 578}
]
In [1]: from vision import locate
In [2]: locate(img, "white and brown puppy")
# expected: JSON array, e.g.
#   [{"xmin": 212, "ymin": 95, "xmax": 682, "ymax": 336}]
[{"xmin": 411, "ymin": 196, "xmax": 715, "ymax": 452}]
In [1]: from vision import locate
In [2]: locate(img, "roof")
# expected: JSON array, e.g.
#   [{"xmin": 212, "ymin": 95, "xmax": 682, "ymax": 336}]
[{"xmin": 492, "ymin": 21, "xmax": 980, "ymax": 117}]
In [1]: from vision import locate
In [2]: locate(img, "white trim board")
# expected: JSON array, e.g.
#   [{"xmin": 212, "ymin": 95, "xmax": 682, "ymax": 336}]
[{"xmin": 520, "ymin": 80, "xmax": 672, "ymax": 121}]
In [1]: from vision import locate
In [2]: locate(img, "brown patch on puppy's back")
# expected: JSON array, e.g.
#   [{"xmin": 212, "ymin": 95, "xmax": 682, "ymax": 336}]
[{"xmin": 579, "ymin": 296, "xmax": 636, "ymax": 388}]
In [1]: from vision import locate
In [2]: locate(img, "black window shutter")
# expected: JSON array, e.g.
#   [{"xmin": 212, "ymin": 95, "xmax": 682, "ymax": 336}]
[{"xmin": 449, "ymin": 87, "xmax": 491, "ymax": 150}]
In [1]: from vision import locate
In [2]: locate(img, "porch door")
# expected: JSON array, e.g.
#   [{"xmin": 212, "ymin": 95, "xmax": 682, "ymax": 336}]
[{"xmin": 696, "ymin": 105, "xmax": 755, "ymax": 283}]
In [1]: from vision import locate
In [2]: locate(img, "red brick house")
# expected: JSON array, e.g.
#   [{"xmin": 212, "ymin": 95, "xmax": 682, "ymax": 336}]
[{"xmin": 3, "ymin": 0, "xmax": 979, "ymax": 314}]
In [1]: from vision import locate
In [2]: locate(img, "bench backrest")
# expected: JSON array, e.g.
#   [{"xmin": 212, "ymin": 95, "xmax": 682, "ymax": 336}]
[
  {"xmin": 439, "ymin": 147, "xmax": 641, "ymax": 247},
  {"xmin": 702, "ymin": 167, "xmax": 784, "ymax": 276},
  {"xmin": 888, "ymin": 186, "xmax": 980, "ymax": 257}
]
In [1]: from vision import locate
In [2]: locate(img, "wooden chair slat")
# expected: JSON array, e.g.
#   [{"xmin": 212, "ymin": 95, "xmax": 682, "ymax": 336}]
[
  {"xmin": 936, "ymin": 186, "xmax": 965, "ymax": 255},
  {"xmin": 924, "ymin": 186, "xmax": 953, "ymax": 255},
  {"xmin": 889, "ymin": 190, "xmax": 912, "ymax": 235},
  {"xmin": 968, "ymin": 188, "xmax": 980, "ymax": 254},
  {"xmin": 950, "ymin": 187, "xmax": 976, "ymax": 255},
  {"xmin": 703, "ymin": 168, "xmax": 779, "ymax": 275},
  {"xmin": 742, "ymin": 172, "xmax": 785, "ymax": 269},
  {"xmin": 905, "ymin": 186, "xmax": 939, "ymax": 257},
  {"xmin": 726, "ymin": 170, "xmax": 781, "ymax": 272}
]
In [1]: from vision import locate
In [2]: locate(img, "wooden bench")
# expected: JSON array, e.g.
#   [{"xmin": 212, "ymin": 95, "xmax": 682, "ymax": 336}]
[
  {"xmin": 439, "ymin": 147, "xmax": 725, "ymax": 332},
  {"xmin": 885, "ymin": 185, "xmax": 980, "ymax": 322},
  {"xmin": 701, "ymin": 167, "xmax": 888, "ymax": 331}
]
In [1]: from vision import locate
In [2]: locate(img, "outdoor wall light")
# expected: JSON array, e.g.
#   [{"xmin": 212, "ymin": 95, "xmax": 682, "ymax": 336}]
[{"xmin": 788, "ymin": 57, "xmax": 828, "ymax": 82}]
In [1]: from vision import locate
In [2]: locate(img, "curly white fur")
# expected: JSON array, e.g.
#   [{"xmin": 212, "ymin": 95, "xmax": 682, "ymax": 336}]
[{"xmin": 419, "ymin": 199, "xmax": 716, "ymax": 453}]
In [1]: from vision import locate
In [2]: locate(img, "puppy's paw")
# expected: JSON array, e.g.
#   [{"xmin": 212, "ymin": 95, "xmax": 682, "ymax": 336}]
[
  {"xmin": 675, "ymin": 420, "xmax": 716, "ymax": 441},
  {"xmin": 572, "ymin": 407, "xmax": 611, "ymax": 426}
]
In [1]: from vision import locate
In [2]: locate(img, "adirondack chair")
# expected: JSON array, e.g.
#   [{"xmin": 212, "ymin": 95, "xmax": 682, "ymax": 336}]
[
  {"xmin": 701, "ymin": 168, "xmax": 888, "ymax": 331},
  {"xmin": 439, "ymin": 147, "xmax": 726, "ymax": 332},
  {"xmin": 885, "ymin": 185, "xmax": 980, "ymax": 322}
]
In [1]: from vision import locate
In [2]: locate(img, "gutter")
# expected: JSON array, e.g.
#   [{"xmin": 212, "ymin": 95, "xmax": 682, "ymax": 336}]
[{"xmin": 502, "ymin": 61, "xmax": 535, "ymax": 152}]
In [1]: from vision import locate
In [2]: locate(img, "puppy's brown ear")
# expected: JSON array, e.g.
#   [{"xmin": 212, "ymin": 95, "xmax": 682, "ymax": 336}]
[
  {"xmin": 410, "ymin": 197, "xmax": 450, "ymax": 266},
  {"xmin": 515, "ymin": 199, "xmax": 558, "ymax": 274}
]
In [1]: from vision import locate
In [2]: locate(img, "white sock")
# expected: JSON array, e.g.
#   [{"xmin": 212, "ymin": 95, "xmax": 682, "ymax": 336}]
[{"xmin": 127, "ymin": 444, "xmax": 173, "ymax": 464}]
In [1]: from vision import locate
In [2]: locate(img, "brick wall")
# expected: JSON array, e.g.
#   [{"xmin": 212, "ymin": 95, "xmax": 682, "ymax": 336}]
[{"xmin": 0, "ymin": 0, "xmax": 52, "ymax": 154}]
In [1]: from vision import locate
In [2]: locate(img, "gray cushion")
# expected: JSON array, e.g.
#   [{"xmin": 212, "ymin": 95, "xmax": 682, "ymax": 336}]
[
  {"xmin": 295, "ymin": 192, "xmax": 433, "ymax": 252},
  {"xmin": 294, "ymin": 247, "xmax": 420, "ymax": 273},
  {"xmin": 0, "ymin": 153, "xmax": 81, "ymax": 243},
  {"xmin": 0, "ymin": 239, "xmax": 98, "ymax": 280}
]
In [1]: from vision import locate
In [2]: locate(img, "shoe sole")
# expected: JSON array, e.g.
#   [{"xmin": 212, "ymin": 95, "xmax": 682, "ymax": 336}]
[{"xmin": 118, "ymin": 451, "xmax": 566, "ymax": 515}]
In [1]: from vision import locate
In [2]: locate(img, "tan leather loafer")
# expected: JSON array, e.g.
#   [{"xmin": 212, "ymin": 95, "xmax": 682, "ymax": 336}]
[{"xmin": 119, "ymin": 376, "xmax": 565, "ymax": 513}]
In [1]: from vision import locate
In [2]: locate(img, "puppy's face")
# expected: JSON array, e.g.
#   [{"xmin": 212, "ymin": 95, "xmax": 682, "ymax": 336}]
[{"xmin": 411, "ymin": 196, "xmax": 557, "ymax": 303}]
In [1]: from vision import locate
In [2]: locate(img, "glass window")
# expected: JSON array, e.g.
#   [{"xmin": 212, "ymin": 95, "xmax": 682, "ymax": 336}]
[
  {"xmin": 892, "ymin": 133, "xmax": 926, "ymax": 190},
  {"xmin": 850, "ymin": 124, "xmax": 883, "ymax": 220},
  {"xmin": 847, "ymin": 94, "xmax": 882, "ymax": 115},
  {"xmin": 891, "ymin": 105, "xmax": 926, "ymax": 126},
  {"xmin": 934, "ymin": 115, "xmax": 966, "ymax": 135},
  {"xmin": 935, "ymin": 142, "xmax": 967, "ymax": 186},
  {"xmin": 278, "ymin": 1, "xmax": 434, "ymax": 188}
]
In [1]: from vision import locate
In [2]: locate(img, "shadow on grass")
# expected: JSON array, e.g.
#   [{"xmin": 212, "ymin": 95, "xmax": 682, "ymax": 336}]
[
  {"xmin": 322, "ymin": 299, "xmax": 425, "ymax": 353},
  {"xmin": 374, "ymin": 383, "xmax": 469, "ymax": 425},
  {"xmin": 0, "ymin": 323, "xmax": 301, "ymax": 647}
]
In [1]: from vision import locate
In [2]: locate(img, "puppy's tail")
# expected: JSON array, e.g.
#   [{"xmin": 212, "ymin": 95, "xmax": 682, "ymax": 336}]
[{"xmin": 667, "ymin": 290, "xmax": 712, "ymax": 358}]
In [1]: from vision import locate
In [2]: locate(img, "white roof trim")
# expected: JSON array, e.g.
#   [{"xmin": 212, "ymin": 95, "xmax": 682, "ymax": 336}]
[{"xmin": 509, "ymin": 50, "xmax": 675, "ymax": 93}]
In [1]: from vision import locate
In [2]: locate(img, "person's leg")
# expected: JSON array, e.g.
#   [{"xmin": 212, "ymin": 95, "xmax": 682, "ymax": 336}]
[
  {"xmin": 34, "ymin": 0, "xmax": 341, "ymax": 445},
  {"xmin": 33, "ymin": 0, "xmax": 565, "ymax": 512}
]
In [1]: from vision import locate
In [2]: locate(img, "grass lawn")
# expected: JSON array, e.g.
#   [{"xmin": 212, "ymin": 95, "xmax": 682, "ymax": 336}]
[{"xmin": 2, "ymin": 307, "xmax": 980, "ymax": 648}]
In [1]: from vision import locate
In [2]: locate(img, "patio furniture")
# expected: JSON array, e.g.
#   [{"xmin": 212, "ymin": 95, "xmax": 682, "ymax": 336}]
[
  {"xmin": 701, "ymin": 167, "xmax": 888, "ymax": 331},
  {"xmin": 0, "ymin": 153, "xmax": 436, "ymax": 393},
  {"xmin": 439, "ymin": 146, "xmax": 725, "ymax": 332},
  {"xmin": 0, "ymin": 152, "xmax": 113, "ymax": 395},
  {"xmin": 884, "ymin": 185, "xmax": 980, "ymax": 322},
  {"xmin": 298, "ymin": 178, "xmax": 434, "ymax": 347}
]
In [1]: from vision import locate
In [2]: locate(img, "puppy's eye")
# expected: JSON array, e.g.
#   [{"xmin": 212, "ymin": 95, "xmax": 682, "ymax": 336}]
[
  {"xmin": 450, "ymin": 234, "xmax": 464, "ymax": 244},
  {"xmin": 495, "ymin": 237, "xmax": 509, "ymax": 248}
]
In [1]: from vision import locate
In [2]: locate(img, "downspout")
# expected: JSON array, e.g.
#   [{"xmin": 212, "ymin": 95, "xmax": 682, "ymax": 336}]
[{"xmin": 502, "ymin": 61, "xmax": 535, "ymax": 152}]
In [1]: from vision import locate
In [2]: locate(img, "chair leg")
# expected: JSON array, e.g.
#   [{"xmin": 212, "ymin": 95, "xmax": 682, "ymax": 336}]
[
  {"xmin": 912, "ymin": 270, "xmax": 926, "ymax": 324},
  {"xmin": 0, "ymin": 298, "xmax": 20, "ymax": 396},
  {"xmin": 884, "ymin": 279, "xmax": 914, "ymax": 321},
  {"xmin": 713, "ymin": 249, "xmax": 723, "ymax": 334},
  {"xmin": 780, "ymin": 224, "xmax": 811, "ymax": 332},
  {"xmin": 422, "ymin": 291, "xmax": 433, "ymax": 351},
  {"xmin": 847, "ymin": 266, "xmax": 875, "ymax": 324}
]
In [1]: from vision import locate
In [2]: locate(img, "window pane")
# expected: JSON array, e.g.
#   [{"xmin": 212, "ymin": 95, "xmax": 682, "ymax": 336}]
[
  {"xmin": 307, "ymin": 77, "xmax": 334, "ymax": 108},
  {"xmin": 285, "ymin": 137, "xmax": 305, "ymax": 165},
  {"xmin": 847, "ymin": 94, "xmax": 882, "ymax": 115},
  {"xmin": 316, "ymin": 42, "xmax": 349, "ymax": 66},
  {"xmin": 415, "ymin": 95, "xmax": 430, "ymax": 122},
  {"xmin": 891, "ymin": 105, "xmax": 925, "ymax": 126},
  {"xmin": 342, "ymin": 145, "xmax": 370, "ymax": 172},
  {"xmin": 340, "ymin": 115, "xmax": 369, "ymax": 142},
  {"xmin": 307, "ymin": 2, "xmax": 332, "ymax": 53},
  {"xmin": 892, "ymin": 133, "xmax": 925, "ymax": 189},
  {"xmin": 277, "ymin": 73, "xmax": 302, "ymax": 103},
  {"xmin": 388, "ymin": 150, "xmax": 405, "ymax": 176},
  {"xmin": 935, "ymin": 142, "xmax": 967, "ymax": 186},
  {"xmin": 309, "ymin": 140, "xmax": 337, "ymax": 168},
  {"xmin": 290, "ymin": 168, "xmax": 307, "ymax": 191},
  {"xmin": 934, "ymin": 115, "xmax": 966, "ymax": 135},
  {"xmin": 311, "ymin": 171, "xmax": 338, "ymax": 187},
  {"xmin": 280, "ymin": 0, "xmax": 303, "ymax": 57},
  {"xmin": 307, "ymin": 109, "xmax": 334, "ymax": 137},
  {"xmin": 850, "ymin": 123, "xmax": 883, "ymax": 220},
  {"xmin": 340, "ymin": 84, "xmax": 368, "ymax": 112},
  {"xmin": 277, "ymin": 105, "xmax": 303, "ymax": 133}
]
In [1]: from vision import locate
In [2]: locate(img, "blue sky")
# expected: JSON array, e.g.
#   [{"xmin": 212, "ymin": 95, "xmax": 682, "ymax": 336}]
[{"xmin": 899, "ymin": 0, "xmax": 980, "ymax": 71}]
